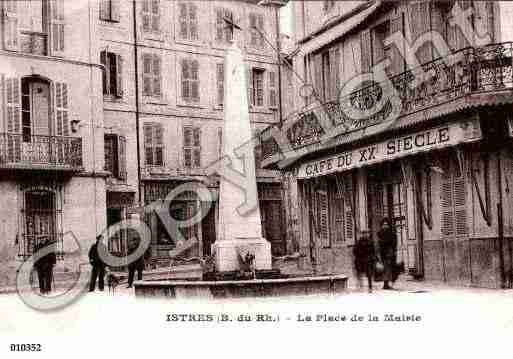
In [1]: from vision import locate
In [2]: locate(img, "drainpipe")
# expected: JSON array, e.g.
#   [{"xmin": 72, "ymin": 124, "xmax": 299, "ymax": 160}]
[
  {"xmin": 275, "ymin": 6, "xmax": 283, "ymax": 127},
  {"xmin": 497, "ymin": 152, "xmax": 506, "ymax": 288},
  {"xmin": 132, "ymin": 0, "xmax": 142, "ymax": 205}
]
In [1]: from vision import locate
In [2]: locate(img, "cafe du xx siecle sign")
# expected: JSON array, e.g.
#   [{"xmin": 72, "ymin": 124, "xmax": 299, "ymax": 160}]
[{"xmin": 297, "ymin": 119, "xmax": 482, "ymax": 179}]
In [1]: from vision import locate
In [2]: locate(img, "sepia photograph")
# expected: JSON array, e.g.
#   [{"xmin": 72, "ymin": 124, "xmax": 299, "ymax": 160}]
[{"xmin": 0, "ymin": 0, "xmax": 512, "ymax": 358}]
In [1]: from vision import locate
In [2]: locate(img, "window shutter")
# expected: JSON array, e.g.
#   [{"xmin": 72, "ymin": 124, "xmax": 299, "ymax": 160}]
[
  {"xmin": 455, "ymin": 1, "xmax": 472, "ymax": 49},
  {"xmin": 252, "ymin": 129, "xmax": 262, "ymax": 168},
  {"xmin": 217, "ymin": 127, "xmax": 223, "ymax": 159},
  {"xmin": 151, "ymin": 0, "xmax": 160, "ymax": 32},
  {"xmin": 317, "ymin": 190, "xmax": 330, "ymax": 248},
  {"xmin": 312, "ymin": 53, "xmax": 323, "ymax": 100},
  {"xmin": 249, "ymin": 13, "xmax": 257, "ymax": 46},
  {"xmin": 152, "ymin": 55, "xmax": 161, "ymax": 97},
  {"xmin": 118, "ymin": 135, "xmax": 127, "ymax": 180},
  {"xmin": 453, "ymin": 177, "xmax": 467, "ymax": 236},
  {"xmin": 111, "ymin": 0, "xmax": 121, "ymax": 22},
  {"xmin": 104, "ymin": 135, "xmax": 115, "ymax": 173},
  {"xmin": 247, "ymin": 68, "xmax": 253, "ymax": 106},
  {"xmin": 143, "ymin": 124, "xmax": 153, "ymax": 165},
  {"xmin": 330, "ymin": 190, "xmax": 344, "ymax": 243},
  {"xmin": 215, "ymin": 9, "xmax": 224, "ymax": 41},
  {"xmin": 268, "ymin": 71, "xmax": 277, "ymax": 108},
  {"xmin": 189, "ymin": 3, "xmax": 198, "ymax": 40},
  {"xmin": 344, "ymin": 178, "xmax": 354, "ymax": 242},
  {"xmin": 100, "ymin": 0, "xmax": 109, "ymax": 20},
  {"xmin": 100, "ymin": 51, "xmax": 108, "ymax": 94},
  {"xmin": 216, "ymin": 63, "xmax": 224, "ymax": 106},
  {"xmin": 178, "ymin": 3, "xmax": 188, "ymax": 39},
  {"xmin": 181, "ymin": 59, "xmax": 189, "ymax": 100},
  {"xmin": 360, "ymin": 29, "xmax": 372, "ymax": 73},
  {"xmin": 5, "ymin": 77, "xmax": 21, "ymax": 162},
  {"xmin": 258, "ymin": 15, "xmax": 264, "ymax": 47},
  {"xmin": 389, "ymin": 15, "xmax": 404, "ymax": 76},
  {"xmin": 430, "ymin": 3, "xmax": 445, "ymax": 58},
  {"xmin": 191, "ymin": 60, "xmax": 199, "ymax": 101},
  {"xmin": 142, "ymin": 54, "xmax": 152, "ymax": 96},
  {"xmin": 440, "ymin": 179, "xmax": 454, "ymax": 237},
  {"xmin": 142, "ymin": 0, "xmax": 151, "ymax": 32},
  {"xmin": 183, "ymin": 126, "xmax": 192, "ymax": 169},
  {"xmin": 329, "ymin": 47, "xmax": 340, "ymax": 101},
  {"xmin": 116, "ymin": 54, "xmax": 123, "ymax": 97},
  {"xmin": 55, "ymin": 82, "xmax": 69, "ymax": 137},
  {"xmin": 154, "ymin": 123, "xmax": 163, "ymax": 166},
  {"xmin": 51, "ymin": 0, "xmax": 65, "ymax": 54},
  {"xmin": 3, "ymin": 0, "xmax": 18, "ymax": 51},
  {"xmin": 408, "ymin": 1, "xmax": 431, "ymax": 64}
]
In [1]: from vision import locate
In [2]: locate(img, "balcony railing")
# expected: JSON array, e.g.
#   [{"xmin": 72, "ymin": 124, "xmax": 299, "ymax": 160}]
[
  {"xmin": 262, "ymin": 42, "xmax": 513, "ymax": 163},
  {"xmin": 0, "ymin": 134, "xmax": 83, "ymax": 170}
]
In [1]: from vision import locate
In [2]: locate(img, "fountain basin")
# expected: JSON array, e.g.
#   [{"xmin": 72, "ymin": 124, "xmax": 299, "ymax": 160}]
[{"xmin": 133, "ymin": 274, "xmax": 348, "ymax": 299}]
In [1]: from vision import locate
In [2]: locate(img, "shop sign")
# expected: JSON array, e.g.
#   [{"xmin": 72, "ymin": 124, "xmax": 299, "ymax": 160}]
[{"xmin": 297, "ymin": 119, "xmax": 482, "ymax": 179}]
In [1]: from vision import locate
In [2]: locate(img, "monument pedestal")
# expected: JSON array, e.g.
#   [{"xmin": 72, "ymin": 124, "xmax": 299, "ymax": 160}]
[{"xmin": 213, "ymin": 237, "xmax": 272, "ymax": 272}]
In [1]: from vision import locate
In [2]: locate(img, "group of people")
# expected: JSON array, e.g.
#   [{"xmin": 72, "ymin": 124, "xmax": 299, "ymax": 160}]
[
  {"xmin": 88, "ymin": 234, "xmax": 150, "ymax": 292},
  {"xmin": 353, "ymin": 218, "xmax": 400, "ymax": 292}
]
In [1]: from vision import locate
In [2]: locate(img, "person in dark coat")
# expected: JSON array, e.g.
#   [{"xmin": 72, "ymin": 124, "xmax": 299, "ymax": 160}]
[
  {"xmin": 34, "ymin": 238, "xmax": 57, "ymax": 295},
  {"xmin": 377, "ymin": 218, "xmax": 397, "ymax": 290},
  {"xmin": 353, "ymin": 235, "xmax": 376, "ymax": 292},
  {"xmin": 89, "ymin": 235, "xmax": 107, "ymax": 292},
  {"xmin": 127, "ymin": 239, "xmax": 150, "ymax": 288}
]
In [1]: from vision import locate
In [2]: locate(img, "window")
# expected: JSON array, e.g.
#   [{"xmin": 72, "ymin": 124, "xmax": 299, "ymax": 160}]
[
  {"xmin": 440, "ymin": 155, "xmax": 467, "ymax": 237},
  {"xmin": 178, "ymin": 2, "xmax": 198, "ymax": 41},
  {"xmin": 329, "ymin": 176, "xmax": 355, "ymax": 244},
  {"xmin": 268, "ymin": 71, "xmax": 277, "ymax": 108},
  {"xmin": 216, "ymin": 63, "xmax": 224, "ymax": 106},
  {"xmin": 101, "ymin": 51, "xmax": 123, "ymax": 98},
  {"xmin": 249, "ymin": 13, "xmax": 264, "ymax": 48},
  {"xmin": 100, "ymin": 0, "xmax": 120, "ymax": 22},
  {"xmin": 252, "ymin": 129, "xmax": 262, "ymax": 169},
  {"xmin": 181, "ymin": 59, "xmax": 200, "ymax": 102},
  {"xmin": 104, "ymin": 134, "xmax": 127, "ymax": 180},
  {"xmin": 4, "ymin": 0, "xmax": 65, "ymax": 55},
  {"xmin": 372, "ymin": 21, "xmax": 390, "ymax": 66},
  {"xmin": 312, "ymin": 47, "xmax": 339, "ymax": 102},
  {"xmin": 143, "ymin": 123, "xmax": 164, "ymax": 166},
  {"xmin": 323, "ymin": 0, "xmax": 336, "ymax": 13},
  {"xmin": 249, "ymin": 68, "xmax": 264, "ymax": 107},
  {"xmin": 183, "ymin": 126, "xmax": 201, "ymax": 169},
  {"xmin": 142, "ymin": 54, "xmax": 162, "ymax": 97},
  {"xmin": 142, "ymin": 0, "xmax": 160, "ymax": 33},
  {"xmin": 215, "ymin": 8, "xmax": 233, "ymax": 43},
  {"xmin": 217, "ymin": 127, "xmax": 223, "ymax": 159}
]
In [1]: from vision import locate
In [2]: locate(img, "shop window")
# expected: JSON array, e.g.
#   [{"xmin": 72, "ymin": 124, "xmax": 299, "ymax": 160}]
[
  {"xmin": 440, "ymin": 155, "xmax": 467, "ymax": 237},
  {"xmin": 100, "ymin": 51, "xmax": 123, "ymax": 98},
  {"xmin": 104, "ymin": 134, "xmax": 127, "ymax": 180},
  {"xmin": 143, "ymin": 122, "xmax": 164, "ymax": 167}
]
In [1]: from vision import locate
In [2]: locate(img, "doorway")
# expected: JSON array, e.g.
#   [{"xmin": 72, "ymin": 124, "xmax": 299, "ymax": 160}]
[{"xmin": 25, "ymin": 190, "xmax": 56, "ymax": 256}]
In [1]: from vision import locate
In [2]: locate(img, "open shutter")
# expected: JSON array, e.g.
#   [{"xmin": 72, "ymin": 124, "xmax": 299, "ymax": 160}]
[
  {"xmin": 329, "ymin": 47, "xmax": 340, "ymax": 101},
  {"xmin": 142, "ymin": 0, "xmax": 151, "ymax": 32},
  {"xmin": 116, "ymin": 54, "xmax": 123, "ymax": 98},
  {"xmin": 154, "ymin": 123, "xmax": 163, "ymax": 166},
  {"xmin": 257, "ymin": 15, "xmax": 264, "ymax": 48},
  {"xmin": 317, "ymin": 190, "xmax": 330, "ymax": 248},
  {"xmin": 51, "ymin": 0, "xmax": 65, "ymax": 55},
  {"xmin": 408, "ymin": 1, "xmax": 431, "ymax": 64},
  {"xmin": 252, "ymin": 129, "xmax": 262, "ymax": 168},
  {"xmin": 152, "ymin": 55, "xmax": 161, "ymax": 97},
  {"xmin": 440, "ymin": 176, "xmax": 454, "ymax": 237},
  {"xmin": 268, "ymin": 71, "xmax": 277, "ymax": 108},
  {"xmin": 189, "ymin": 3, "xmax": 198, "ymax": 40},
  {"xmin": 430, "ymin": 2, "xmax": 445, "ymax": 58},
  {"xmin": 330, "ymin": 190, "xmax": 344, "ymax": 243},
  {"xmin": 312, "ymin": 53, "xmax": 323, "ymax": 101},
  {"xmin": 143, "ymin": 124, "xmax": 153, "ymax": 165},
  {"xmin": 360, "ymin": 29, "xmax": 372, "ymax": 74},
  {"xmin": 181, "ymin": 59, "xmax": 189, "ymax": 100},
  {"xmin": 183, "ymin": 126, "xmax": 192, "ymax": 168},
  {"xmin": 111, "ymin": 0, "xmax": 121, "ymax": 22},
  {"xmin": 389, "ymin": 15, "xmax": 404, "ymax": 76},
  {"xmin": 5, "ymin": 77, "xmax": 21, "ymax": 162},
  {"xmin": 217, "ymin": 127, "xmax": 223, "ymax": 159},
  {"xmin": 100, "ymin": 51, "xmax": 108, "ymax": 94},
  {"xmin": 55, "ymin": 82, "xmax": 69, "ymax": 137},
  {"xmin": 3, "ymin": 0, "xmax": 18, "ymax": 51},
  {"xmin": 247, "ymin": 68, "xmax": 253, "ymax": 107},
  {"xmin": 191, "ymin": 60, "xmax": 199, "ymax": 102},
  {"xmin": 249, "ymin": 13, "xmax": 257, "ymax": 46},
  {"xmin": 193, "ymin": 127, "xmax": 201, "ymax": 168},
  {"xmin": 216, "ymin": 63, "xmax": 224, "ymax": 106},
  {"xmin": 453, "ymin": 176, "xmax": 467, "ymax": 236},
  {"xmin": 178, "ymin": 3, "xmax": 188, "ymax": 39},
  {"xmin": 344, "ymin": 178, "xmax": 354, "ymax": 243},
  {"xmin": 215, "ymin": 8, "xmax": 224, "ymax": 41},
  {"xmin": 118, "ymin": 135, "xmax": 127, "ymax": 180},
  {"xmin": 151, "ymin": 0, "xmax": 160, "ymax": 33},
  {"xmin": 455, "ymin": 1, "xmax": 472, "ymax": 49}
]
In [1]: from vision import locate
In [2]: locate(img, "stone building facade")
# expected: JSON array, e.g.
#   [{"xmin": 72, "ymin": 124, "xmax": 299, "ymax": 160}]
[{"xmin": 263, "ymin": 0, "xmax": 513, "ymax": 288}]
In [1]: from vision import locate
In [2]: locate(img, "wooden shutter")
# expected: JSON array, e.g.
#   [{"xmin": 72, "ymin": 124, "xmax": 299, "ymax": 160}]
[
  {"xmin": 268, "ymin": 71, "xmax": 277, "ymax": 108},
  {"xmin": 5, "ymin": 77, "xmax": 21, "ymax": 161},
  {"xmin": 408, "ymin": 1, "xmax": 431, "ymax": 64},
  {"xmin": 55, "ymin": 82, "xmax": 69, "ymax": 136},
  {"xmin": 143, "ymin": 124, "xmax": 153, "ymax": 165},
  {"xmin": 151, "ymin": 0, "xmax": 160, "ymax": 32},
  {"xmin": 317, "ymin": 189, "xmax": 330, "ymax": 248},
  {"xmin": 118, "ymin": 135, "xmax": 127, "ymax": 180},
  {"xmin": 193, "ymin": 127, "xmax": 201, "ymax": 168},
  {"xmin": 3, "ymin": 0, "xmax": 18, "ymax": 51},
  {"xmin": 142, "ymin": 0, "xmax": 151, "ymax": 32},
  {"xmin": 330, "ymin": 190, "xmax": 344, "ymax": 243},
  {"xmin": 389, "ymin": 15, "xmax": 404, "ymax": 76},
  {"xmin": 100, "ymin": 51, "xmax": 107, "ymax": 94},
  {"xmin": 215, "ymin": 9, "xmax": 224, "ymax": 41},
  {"xmin": 252, "ymin": 129, "xmax": 262, "ymax": 168},
  {"xmin": 216, "ymin": 63, "xmax": 224, "ymax": 106},
  {"xmin": 100, "ymin": 0, "xmax": 109, "ymax": 20},
  {"xmin": 455, "ymin": 1, "xmax": 472, "ymax": 49},
  {"xmin": 312, "ymin": 53, "xmax": 323, "ymax": 101},
  {"xmin": 440, "ymin": 178, "xmax": 454, "ymax": 237},
  {"xmin": 360, "ymin": 29, "xmax": 372, "ymax": 74},
  {"xmin": 51, "ymin": 0, "xmax": 65, "ymax": 54},
  {"xmin": 183, "ymin": 126, "xmax": 192, "ymax": 168},
  {"xmin": 344, "ymin": 178, "xmax": 354, "ymax": 242},
  {"xmin": 111, "ymin": 0, "xmax": 121, "ymax": 22},
  {"xmin": 217, "ymin": 127, "xmax": 223, "ymax": 159},
  {"xmin": 430, "ymin": 2, "xmax": 445, "ymax": 58},
  {"xmin": 191, "ymin": 60, "xmax": 199, "ymax": 101},
  {"xmin": 189, "ymin": 3, "xmax": 198, "ymax": 40},
  {"xmin": 142, "ymin": 54, "xmax": 152, "ymax": 96},
  {"xmin": 152, "ymin": 55, "xmax": 161, "ymax": 97},
  {"xmin": 154, "ymin": 123, "xmax": 163, "ymax": 166},
  {"xmin": 247, "ymin": 68, "xmax": 253, "ymax": 106},
  {"xmin": 116, "ymin": 54, "xmax": 123, "ymax": 97},
  {"xmin": 181, "ymin": 59, "xmax": 189, "ymax": 100},
  {"xmin": 249, "ymin": 13, "xmax": 257, "ymax": 46},
  {"xmin": 257, "ymin": 15, "xmax": 264, "ymax": 48},
  {"xmin": 329, "ymin": 47, "xmax": 340, "ymax": 101},
  {"xmin": 178, "ymin": 2, "xmax": 188, "ymax": 39},
  {"xmin": 453, "ymin": 175, "xmax": 467, "ymax": 236},
  {"xmin": 104, "ymin": 134, "xmax": 115, "ymax": 173}
]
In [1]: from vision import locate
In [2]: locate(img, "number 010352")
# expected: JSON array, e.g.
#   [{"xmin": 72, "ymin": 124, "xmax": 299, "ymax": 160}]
[{"xmin": 10, "ymin": 344, "xmax": 42, "ymax": 352}]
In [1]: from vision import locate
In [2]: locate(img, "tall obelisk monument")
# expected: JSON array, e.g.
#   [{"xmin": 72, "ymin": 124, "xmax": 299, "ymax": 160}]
[{"xmin": 212, "ymin": 30, "xmax": 272, "ymax": 272}]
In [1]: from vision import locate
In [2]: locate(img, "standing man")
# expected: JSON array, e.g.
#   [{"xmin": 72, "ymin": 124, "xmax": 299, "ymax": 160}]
[
  {"xmin": 353, "ymin": 234, "xmax": 376, "ymax": 292},
  {"xmin": 127, "ymin": 238, "xmax": 150, "ymax": 288},
  {"xmin": 89, "ymin": 235, "xmax": 107, "ymax": 292},
  {"xmin": 34, "ymin": 238, "xmax": 57, "ymax": 295},
  {"xmin": 377, "ymin": 218, "xmax": 397, "ymax": 290}
]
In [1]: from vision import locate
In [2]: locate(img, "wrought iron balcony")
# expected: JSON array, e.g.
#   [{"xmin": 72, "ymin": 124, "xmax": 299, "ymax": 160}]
[
  {"xmin": 262, "ymin": 42, "xmax": 513, "ymax": 166},
  {"xmin": 0, "ymin": 134, "xmax": 83, "ymax": 171}
]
